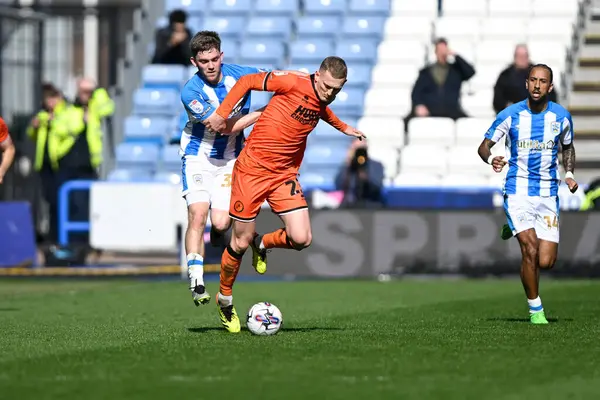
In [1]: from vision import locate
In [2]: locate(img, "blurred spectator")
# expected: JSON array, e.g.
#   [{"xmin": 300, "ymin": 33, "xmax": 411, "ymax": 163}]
[
  {"xmin": 63, "ymin": 78, "xmax": 114, "ymax": 246},
  {"xmin": 493, "ymin": 44, "xmax": 558, "ymax": 114},
  {"xmin": 335, "ymin": 139, "xmax": 384, "ymax": 208},
  {"xmin": 27, "ymin": 83, "xmax": 84, "ymax": 244},
  {"xmin": 405, "ymin": 38, "xmax": 475, "ymax": 128},
  {"xmin": 581, "ymin": 178, "xmax": 600, "ymax": 211},
  {"xmin": 152, "ymin": 9, "xmax": 193, "ymax": 66},
  {"xmin": 0, "ymin": 117, "xmax": 15, "ymax": 185}
]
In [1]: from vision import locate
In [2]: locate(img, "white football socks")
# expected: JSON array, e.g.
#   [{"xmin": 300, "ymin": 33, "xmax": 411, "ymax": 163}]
[
  {"xmin": 527, "ymin": 296, "xmax": 543, "ymax": 314},
  {"xmin": 187, "ymin": 253, "xmax": 204, "ymax": 288},
  {"xmin": 218, "ymin": 293, "xmax": 233, "ymax": 307}
]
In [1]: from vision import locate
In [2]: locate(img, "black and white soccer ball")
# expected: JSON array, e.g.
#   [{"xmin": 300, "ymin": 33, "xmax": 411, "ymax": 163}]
[{"xmin": 246, "ymin": 302, "xmax": 283, "ymax": 336}]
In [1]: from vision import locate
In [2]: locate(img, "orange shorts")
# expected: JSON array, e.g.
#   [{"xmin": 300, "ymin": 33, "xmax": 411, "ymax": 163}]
[{"xmin": 229, "ymin": 155, "xmax": 307, "ymax": 222}]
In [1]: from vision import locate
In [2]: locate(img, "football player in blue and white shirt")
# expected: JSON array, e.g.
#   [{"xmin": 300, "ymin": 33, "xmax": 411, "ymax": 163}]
[
  {"xmin": 180, "ymin": 31, "xmax": 266, "ymax": 307},
  {"xmin": 478, "ymin": 64, "xmax": 578, "ymax": 324}
]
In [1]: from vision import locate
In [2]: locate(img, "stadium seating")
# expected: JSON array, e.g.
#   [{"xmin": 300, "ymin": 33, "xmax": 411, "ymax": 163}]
[{"xmin": 114, "ymin": 0, "xmax": 586, "ymax": 192}]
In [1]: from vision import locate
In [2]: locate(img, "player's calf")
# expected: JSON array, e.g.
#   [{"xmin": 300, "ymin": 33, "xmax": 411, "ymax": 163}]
[
  {"xmin": 209, "ymin": 210, "xmax": 232, "ymax": 248},
  {"xmin": 185, "ymin": 201, "xmax": 210, "ymax": 305}
]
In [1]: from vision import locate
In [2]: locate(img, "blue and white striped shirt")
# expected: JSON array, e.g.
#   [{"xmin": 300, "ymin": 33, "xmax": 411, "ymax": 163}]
[
  {"xmin": 485, "ymin": 100, "xmax": 574, "ymax": 197},
  {"xmin": 180, "ymin": 63, "xmax": 264, "ymax": 160}
]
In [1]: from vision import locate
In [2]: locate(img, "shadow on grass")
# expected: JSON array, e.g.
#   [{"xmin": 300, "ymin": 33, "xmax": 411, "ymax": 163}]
[
  {"xmin": 486, "ymin": 317, "xmax": 573, "ymax": 323},
  {"xmin": 0, "ymin": 308, "xmax": 19, "ymax": 312},
  {"xmin": 187, "ymin": 326, "xmax": 345, "ymax": 333}
]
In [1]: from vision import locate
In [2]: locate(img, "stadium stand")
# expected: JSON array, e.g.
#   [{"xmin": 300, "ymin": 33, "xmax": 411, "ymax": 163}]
[{"xmin": 113, "ymin": 0, "xmax": 594, "ymax": 192}]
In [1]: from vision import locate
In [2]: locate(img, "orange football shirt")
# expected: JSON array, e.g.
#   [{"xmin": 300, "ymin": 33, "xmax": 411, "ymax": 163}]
[
  {"xmin": 216, "ymin": 71, "xmax": 348, "ymax": 173},
  {"xmin": 0, "ymin": 117, "xmax": 8, "ymax": 143}
]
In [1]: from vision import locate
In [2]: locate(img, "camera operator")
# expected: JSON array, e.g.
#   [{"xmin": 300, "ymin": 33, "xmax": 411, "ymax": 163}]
[{"xmin": 335, "ymin": 139, "xmax": 384, "ymax": 208}]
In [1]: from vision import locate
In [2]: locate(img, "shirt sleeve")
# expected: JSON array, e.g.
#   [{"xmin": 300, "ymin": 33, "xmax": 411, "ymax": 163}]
[
  {"xmin": 484, "ymin": 114, "xmax": 511, "ymax": 143},
  {"xmin": 216, "ymin": 71, "xmax": 297, "ymax": 119},
  {"xmin": 181, "ymin": 85, "xmax": 214, "ymax": 122},
  {"xmin": 320, "ymin": 107, "xmax": 348, "ymax": 132},
  {"xmin": 0, "ymin": 118, "xmax": 8, "ymax": 143},
  {"xmin": 560, "ymin": 114, "xmax": 574, "ymax": 145}
]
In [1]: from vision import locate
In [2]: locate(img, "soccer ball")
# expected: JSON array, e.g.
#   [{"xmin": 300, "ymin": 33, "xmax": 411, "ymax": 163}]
[{"xmin": 246, "ymin": 302, "xmax": 283, "ymax": 336}]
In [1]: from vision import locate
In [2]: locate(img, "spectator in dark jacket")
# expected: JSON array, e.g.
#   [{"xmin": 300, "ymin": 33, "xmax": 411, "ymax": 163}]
[
  {"xmin": 493, "ymin": 44, "xmax": 558, "ymax": 114},
  {"xmin": 405, "ymin": 38, "xmax": 475, "ymax": 128},
  {"xmin": 152, "ymin": 9, "xmax": 193, "ymax": 66}
]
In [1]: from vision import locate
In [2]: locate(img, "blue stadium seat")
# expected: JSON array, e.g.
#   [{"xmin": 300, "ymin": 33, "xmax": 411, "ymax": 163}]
[
  {"xmin": 221, "ymin": 39, "xmax": 240, "ymax": 63},
  {"xmin": 123, "ymin": 116, "xmax": 171, "ymax": 145},
  {"xmin": 304, "ymin": 0, "xmax": 347, "ymax": 16},
  {"xmin": 255, "ymin": 0, "xmax": 299, "ymax": 16},
  {"xmin": 345, "ymin": 64, "xmax": 372, "ymax": 89},
  {"xmin": 187, "ymin": 66, "xmax": 197, "ymax": 79},
  {"xmin": 342, "ymin": 17, "xmax": 386, "ymax": 39},
  {"xmin": 247, "ymin": 17, "xmax": 292, "ymax": 40},
  {"xmin": 154, "ymin": 172, "xmax": 181, "ymax": 184},
  {"xmin": 348, "ymin": 0, "xmax": 391, "ymax": 16},
  {"xmin": 304, "ymin": 145, "xmax": 347, "ymax": 167},
  {"xmin": 187, "ymin": 17, "xmax": 203, "ymax": 32},
  {"xmin": 250, "ymin": 91, "xmax": 272, "ymax": 112},
  {"xmin": 142, "ymin": 65, "xmax": 187, "ymax": 91},
  {"xmin": 335, "ymin": 39, "xmax": 379, "ymax": 64},
  {"xmin": 160, "ymin": 144, "xmax": 182, "ymax": 172},
  {"xmin": 155, "ymin": 17, "xmax": 168, "ymax": 28},
  {"xmin": 165, "ymin": 0, "xmax": 207, "ymax": 15},
  {"xmin": 107, "ymin": 169, "xmax": 154, "ymax": 182},
  {"xmin": 240, "ymin": 40, "xmax": 285, "ymax": 66},
  {"xmin": 133, "ymin": 89, "xmax": 180, "ymax": 117},
  {"xmin": 328, "ymin": 88, "xmax": 365, "ymax": 117},
  {"xmin": 211, "ymin": 0, "xmax": 252, "ymax": 15},
  {"xmin": 115, "ymin": 143, "xmax": 161, "ymax": 171},
  {"xmin": 296, "ymin": 16, "xmax": 341, "ymax": 39},
  {"xmin": 290, "ymin": 39, "xmax": 334, "ymax": 63},
  {"xmin": 298, "ymin": 169, "xmax": 337, "ymax": 191},
  {"xmin": 203, "ymin": 16, "xmax": 245, "ymax": 39},
  {"xmin": 287, "ymin": 63, "xmax": 320, "ymax": 74}
]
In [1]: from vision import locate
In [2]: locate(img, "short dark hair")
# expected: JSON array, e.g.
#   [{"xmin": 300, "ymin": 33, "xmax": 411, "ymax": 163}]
[
  {"xmin": 42, "ymin": 82, "xmax": 61, "ymax": 98},
  {"xmin": 190, "ymin": 31, "xmax": 221, "ymax": 58},
  {"xmin": 435, "ymin": 37, "xmax": 448, "ymax": 46},
  {"xmin": 168, "ymin": 9, "xmax": 187, "ymax": 25},
  {"xmin": 319, "ymin": 56, "xmax": 347, "ymax": 79},
  {"xmin": 528, "ymin": 63, "xmax": 553, "ymax": 83}
]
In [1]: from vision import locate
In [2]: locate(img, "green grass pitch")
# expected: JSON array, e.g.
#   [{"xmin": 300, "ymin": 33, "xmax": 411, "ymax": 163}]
[{"xmin": 1, "ymin": 278, "xmax": 600, "ymax": 399}]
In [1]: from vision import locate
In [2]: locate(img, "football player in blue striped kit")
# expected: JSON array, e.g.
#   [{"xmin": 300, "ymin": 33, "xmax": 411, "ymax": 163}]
[
  {"xmin": 180, "ymin": 31, "xmax": 267, "ymax": 307},
  {"xmin": 478, "ymin": 64, "xmax": 578, "ymax": 324}
]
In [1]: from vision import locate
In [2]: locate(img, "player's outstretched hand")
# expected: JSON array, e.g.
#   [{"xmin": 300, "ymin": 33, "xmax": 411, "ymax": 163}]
[
  {"xmin": 343, "ymin": 126, "xmax": 366, "ymax": 141},
  {"xmin": 205, "ymin": 113, "xmax": 226, "ymax": 133},
  {"xmin": 565, "ymin": 177, "xmax": 579, "ymax": 193},
  {"xmin": 491, "ymin": 156, "xmax": 507, "ymax": 173}
]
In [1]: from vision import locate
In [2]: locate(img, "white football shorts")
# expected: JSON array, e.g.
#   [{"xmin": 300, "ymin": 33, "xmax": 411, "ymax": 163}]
[
  {"xmin": 503, "ymin": 195, "xmax": 560, "ymax": 243},
  {"xmin": 181, "ymin": 154, "xmax": 235, "ymax": 210}
]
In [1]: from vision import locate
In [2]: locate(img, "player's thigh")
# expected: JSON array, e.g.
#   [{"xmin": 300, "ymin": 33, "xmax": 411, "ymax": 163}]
[
  {"xmin": 534, "ymin": 196, "xmax": 560, "ymax": 244},
  {"xmin": 209, "ymin": 160, "xmax": 234, "ymax": 232},
  {"xmin": 504, "ymin": 195, "xmax": 536, "ymax": 236},
  {"xmin": 182, "ymin": 158, "xmax": 214, "ymax": 229},
  {"xmin": 268, "ymin": 177, "xmax": 311, "ymax": 247},
  {"xmin": 229, "ymin": 164, "xmax": 270, "ymax": 223}
]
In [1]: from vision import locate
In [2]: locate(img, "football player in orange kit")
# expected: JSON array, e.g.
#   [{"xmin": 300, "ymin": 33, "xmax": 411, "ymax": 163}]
[
  {"xmin": 0, "ymin": 117, "xmax": 16, "ymax": 185},
  {"xmin": 204, "ymin": 56, "xmax": 366, "ymax": 332}
]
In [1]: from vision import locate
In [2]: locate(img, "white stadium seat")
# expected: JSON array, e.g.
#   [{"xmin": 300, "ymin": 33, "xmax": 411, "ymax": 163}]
[
  {"xmin": 357, "ymin": 117, "xmax": 405, "ymax": 148},
  {"xmin": 526, "ymin": 18, "xmax": 574, "ymax": 45},
  {"xmin": 441, "ymin": 0, "xmax": 487, "ymax": 17},
  {"xmin": 391, "ymin": 0, "xmax": 438, "ymax": 18},
  {"xmin": 462, "ymin": 90, "xmax": 495, "ymax": 118},
  {"xmin": 369, "ymin": 146, "xmax": 400, "ymax": 179},
  {"xmin": 467, "ymin": 64, "xmax": 505, "ymax": 92},
  {"xmin": 363, "ymin": 88, "xmax": 411, "ymax": 117},
  {"xmin": 447, "ymin": 40, "xmax": 477, "ymax": 64},
  {"xmin": 532, "ymin": 0, "xmax": 580, "ymax": 18},
  {"xmin": 455, "ymin": 118, "xmax": 493, "ymax": 146},
  {"xmin": 384, "ymin": 17, "xmax": 433, "ymax": 43},
  {"xmin": 370, "ymin": 64, "xmax": 420, "ymax": 89},
  {"xmin": 447, "ymin": 146, "xmax": 486, "ymax": 174},
  {"xmin": 400, "ymin": 145, "xmax": 449, "ymax": 175},
  {"xmin": 407, "ymin": 117, "xmax": 456, "ymax": 147},
  {"xmin": 377, "ymin": 41, "xmax": 427, "ymax": 66},
  {"xmin": 434, "ymin": 17, "xmax": 481, "ymax": 42},
  {"xmin": 393, "ymin": 172, "xmax": 443, "ymax": 187},
  {"xmin": 477, "ymin": 40, "xmax": 520, "ymax": 63},
  {"xmin": 488, "ymin": 0, "xmax": 532, "ymax": 17},
  {"xmin": 480, "ymin": 18, "xmax": 528, "ymax": 41}
]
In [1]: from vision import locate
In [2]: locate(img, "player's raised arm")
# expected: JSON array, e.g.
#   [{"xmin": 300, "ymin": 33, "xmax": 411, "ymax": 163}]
[
  {"xmin": 222, "ymin": 107, "xmax": 265, "ymax": 134},
  {"xmin": 560, "ymin": 114, "xmax": 578, "ymax": 193},
  {"xmin": 478, "ymin": 113, "xmax": 510, "ymax": 173},
  {"xmin": 0, "ymin": 119, "xmax": 15, "ymax": 184}
]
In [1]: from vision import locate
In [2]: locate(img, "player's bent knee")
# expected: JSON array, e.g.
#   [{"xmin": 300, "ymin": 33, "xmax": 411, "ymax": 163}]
[
  {"xmin": 288, "ymin": 230, "xmax": 312, "ymax": 250},
  {"xmin": 210, "ymin": 213, "xmax": 231, "ymax": 233},
  {"xmin": 538, "ymin": 255, "xmax": 556, "ymax": 270}
]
